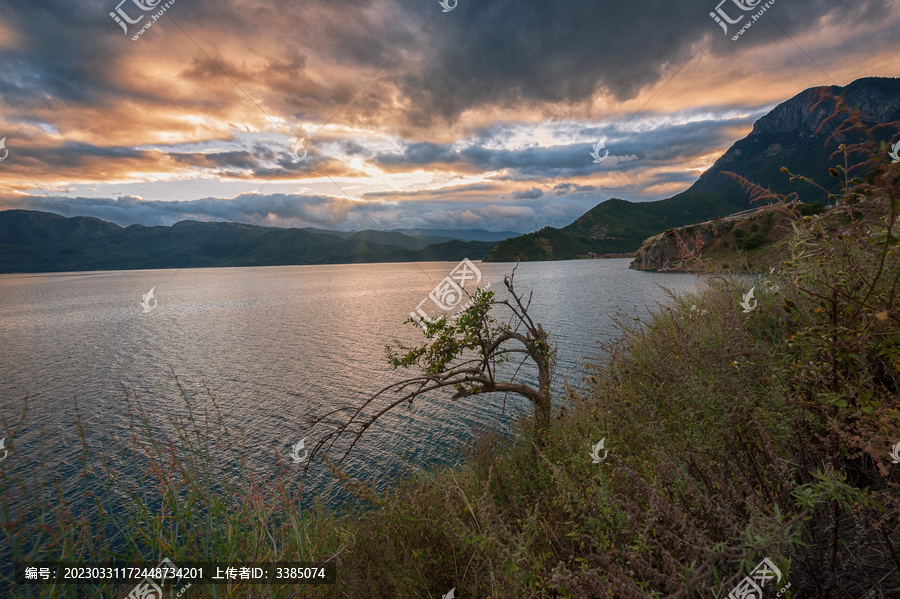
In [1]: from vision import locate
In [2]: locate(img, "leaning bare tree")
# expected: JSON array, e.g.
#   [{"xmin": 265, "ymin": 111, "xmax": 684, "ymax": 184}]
[{"xmin": 305, "ymin": 265, "xmax": 556, "ymax": 468}]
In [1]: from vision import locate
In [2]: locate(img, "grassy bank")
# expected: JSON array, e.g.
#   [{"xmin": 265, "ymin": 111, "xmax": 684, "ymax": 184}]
[{"xmin": 2, "ymin": 147, "xmax": 899, "ymax": 598}]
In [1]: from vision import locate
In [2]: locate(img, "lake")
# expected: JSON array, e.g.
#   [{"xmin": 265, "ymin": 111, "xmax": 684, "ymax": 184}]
[{"xmin": 0, "ymin": 259, "xmax": 699, "ymax": 517}]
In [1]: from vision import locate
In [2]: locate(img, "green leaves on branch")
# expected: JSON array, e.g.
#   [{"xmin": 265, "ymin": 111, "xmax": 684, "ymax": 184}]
[{"xmin": 386, "ymin": 288, "xmax": 503, "ymax": 376}]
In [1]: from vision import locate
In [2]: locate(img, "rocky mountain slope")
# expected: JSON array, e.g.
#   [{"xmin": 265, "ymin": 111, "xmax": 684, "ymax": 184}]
[
  {"xmin": 484, "ymin": 76, "xmax": 900, "ymax": 262},
  {"xmin": 629, "ymin": 202, "xmax": 826, "ymax": 272}
]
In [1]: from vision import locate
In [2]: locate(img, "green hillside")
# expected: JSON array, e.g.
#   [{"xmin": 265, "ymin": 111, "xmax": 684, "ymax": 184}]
[
  {"xmin": 479, "ymin": 226, "xmax": 591, "ymax": 261},
  {"xmin": 0, "ymin": 210, "xmax": 496, "ymax": 273},
  {"xmin": 483, "ymin": 193, "xmax": 739, "ymax": 261}
]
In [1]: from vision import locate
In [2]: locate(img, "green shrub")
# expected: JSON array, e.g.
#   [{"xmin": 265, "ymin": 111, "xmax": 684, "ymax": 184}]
[
  {"xmin": 740, "ymin": 230, "xmax": 767, "ymax": 250},
  {"xmin": 796, "ymin": 202, "xmax": 827, "ymax": 216}
]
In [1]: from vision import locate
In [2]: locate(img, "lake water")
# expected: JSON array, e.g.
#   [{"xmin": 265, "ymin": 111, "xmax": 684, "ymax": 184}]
[{"xmin": 0, "ymin": 259, "xmax": 698, "ymax": 519}]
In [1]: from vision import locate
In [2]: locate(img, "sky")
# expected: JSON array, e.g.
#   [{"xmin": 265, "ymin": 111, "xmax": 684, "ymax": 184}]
[{"xmin": 0, "ymin": 0, "xmax": 898, "ymax": 233}]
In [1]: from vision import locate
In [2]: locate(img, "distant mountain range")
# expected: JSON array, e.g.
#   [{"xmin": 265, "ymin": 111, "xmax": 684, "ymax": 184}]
[
  {"xmin": 386, "ymin": 228, "xmax": 516, "ymax": 242},
  {"xmin": 0, "ymin": 210, "xmax": 509, "ymax": 273},
  {"xmin": 4, "ymin": 77, "xmax": 898, "ymax": 273},
  {"xmin": 295, "ymin": 227, "xmax": 517, "ymax": 243},
  {"xmin": 484, "ymin": 76, "xmax": 900, "ymax": 261}
]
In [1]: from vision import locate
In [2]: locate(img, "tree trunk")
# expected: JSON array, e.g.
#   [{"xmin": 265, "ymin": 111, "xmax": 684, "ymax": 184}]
[{"xmin": 533, "ymin": 323, "xmax": 552, "ymax": 444}]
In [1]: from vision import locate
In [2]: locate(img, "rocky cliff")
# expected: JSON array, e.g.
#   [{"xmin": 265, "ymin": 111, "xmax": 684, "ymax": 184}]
[
  {"xmin": 629, "ymin": 218, "xmax": 738, "ymax": 271},
  {"xmin": 629, "ymin": 203, "xmax": 826, "ymax": 271}
]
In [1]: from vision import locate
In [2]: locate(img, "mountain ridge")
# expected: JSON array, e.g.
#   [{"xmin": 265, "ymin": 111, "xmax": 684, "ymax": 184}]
[
  {"xmin": 0, "ymin": 210, "xmax": 497, "ymax": 273},
  {"xmin": 484, "ymin": 76, "xmax": 900, "ymax": 262}
]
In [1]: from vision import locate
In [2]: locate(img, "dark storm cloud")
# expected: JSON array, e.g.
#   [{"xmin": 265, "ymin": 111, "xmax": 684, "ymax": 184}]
[
  {"xmin": 15, "ymin": 141, "xmax": 144, "ymax": 166},
  {"xmin": 369, "ymin": 108, "xmax": 762, "ymax": 179},
  {"xmin": 551, "ymin": 183, "xmax": 598, "ymax": 196},
  {"xmin": 374, "ymin": 142, "xmax": 460, "ymax": 167},
  {"xmin": 1, "ymin": 0, "xmax": 892, "ymax": 131},
  {"xmin": 512, "ymin": 187, "xmax": 543, "ymax": 200},
  {"xmin": 0, "ymin": 1, "xmax": 115, "ymax": 111},
  {"xmin": 370, "ymin": 139, "xmax": 592, "ymax": 175},
  {"xmin": 388, "ymin": 0, "xmax": 894, "ymax": 126},
  {"xmin": 1, "ymin": 0, "xmax": 896, "ymax": 231},
  {"xmin": 0, "ymin": 135, "xmax": 360, "ymax": 183}
]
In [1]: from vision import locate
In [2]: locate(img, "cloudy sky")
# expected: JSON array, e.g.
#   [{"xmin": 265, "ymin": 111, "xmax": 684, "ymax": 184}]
[{"xmin": 0, "ymin": 0, "xmax": 898, "ymax": 233}]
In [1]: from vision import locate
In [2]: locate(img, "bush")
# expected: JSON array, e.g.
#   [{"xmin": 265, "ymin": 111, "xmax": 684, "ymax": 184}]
[
  {"xmin": 740, "ymin": 230, "xmax": 767, "ymax": 250},
  {"xmin": 796, "ymin": 202, "xmax": 827, "ymax": 216}
]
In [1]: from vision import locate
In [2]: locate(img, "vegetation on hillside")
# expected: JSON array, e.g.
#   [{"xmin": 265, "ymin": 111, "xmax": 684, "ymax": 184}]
[
  {"xmin": 482, "ymin": 226, "xmax": 594, "ymax": 261},
  {"xmin": 1, "ymin": 119, "xmax": 899, "ymax": 597},
  {"xmin": 482, "ymin": 195, "xmax": 739, "ymax": 261},
  {"xmin": 0, "ymin": 211, "xmax": 496, "ymax": 273},
  {"xmin": 630, "ymin": 201, "xmax": 830, "ymax": 273}
]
